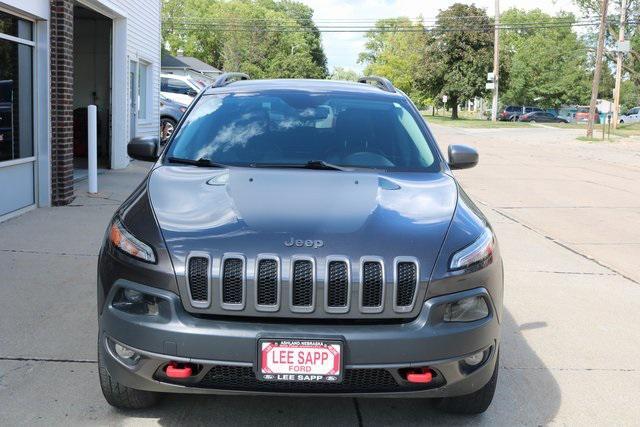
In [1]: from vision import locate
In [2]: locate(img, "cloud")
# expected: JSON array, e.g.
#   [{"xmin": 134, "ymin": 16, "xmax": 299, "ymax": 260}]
[{"xmin": 300, "ymin": 0, "xmax": 581, "ymax": 72}]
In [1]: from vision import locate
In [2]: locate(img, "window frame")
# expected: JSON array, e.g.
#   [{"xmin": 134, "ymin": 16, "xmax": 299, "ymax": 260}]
[{"xmin": 0, "ymin": 10, "xmax": 35, "ymax": 168}]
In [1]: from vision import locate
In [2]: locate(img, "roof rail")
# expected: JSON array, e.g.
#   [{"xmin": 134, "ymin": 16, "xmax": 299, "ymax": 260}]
[
  {"xmin": 357, "ymin": 76, "xmax": 396, "ymax": 93},
  {"xmin": 212, "ymin": 72, "xmax": 250, "ymax": 88}
]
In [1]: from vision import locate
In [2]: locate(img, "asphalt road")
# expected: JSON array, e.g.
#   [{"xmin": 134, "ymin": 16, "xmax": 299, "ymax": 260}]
[{"xmin": 1, "ymin": 124, "xmax": 639, "ymax": 425}]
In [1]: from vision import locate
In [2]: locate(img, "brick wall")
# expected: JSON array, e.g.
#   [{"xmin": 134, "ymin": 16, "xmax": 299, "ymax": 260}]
[{"xmin": 50, "ymin": 0, "xmax": 74, "ymax": 205}]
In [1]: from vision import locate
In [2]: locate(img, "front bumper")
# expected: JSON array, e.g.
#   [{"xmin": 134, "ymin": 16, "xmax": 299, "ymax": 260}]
[{"xmin": 99, "ymin": 280, "xmax": 500, "ymax": 398}]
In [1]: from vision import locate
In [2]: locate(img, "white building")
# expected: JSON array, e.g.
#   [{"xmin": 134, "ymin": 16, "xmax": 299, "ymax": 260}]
[
  {"xmin": 161, "ymin": 49, "xmax": 222, "ymax": 85},
  {"xmin": 0, "ymin": 0, "xmax": 161, "ymax": 220}
]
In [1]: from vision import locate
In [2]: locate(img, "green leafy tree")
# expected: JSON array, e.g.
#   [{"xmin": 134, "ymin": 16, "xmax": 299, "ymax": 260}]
[
  {"xmin": 358, "ymin": 18, "xmax": 430, "ymax": 107},
  {"xmin": 500, "ymin": 10, "xmax": 591, "ymax": 108},
  {"xmin": 161, "ymin": 0, "xmax": 327, "ymax": 79},
  {"xmin": 417, "ymin": 4, "xmax": 494, "ymax": 119},
  {"xmin": 329, "ymin": 67, "xmax": 360, "ymax": 81}
]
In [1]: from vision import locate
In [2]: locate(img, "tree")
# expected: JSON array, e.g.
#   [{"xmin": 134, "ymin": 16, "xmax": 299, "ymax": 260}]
[
  {"xmin": 417, "ymin": 4, "xmax": 494, "ymax": 119},
  {"xmin": 161, "ymin": 0, "xmax": 327, "ymax": 79},
  {"xmin": 359, "ymin": 18, "xmax": 430, "ymax": 106},
  {"xmin": 499, "ymin": 10, "xmax": 591, "ymax": 108},
  {"xmin": 329, "ymin": 67, "xmax": 360, "ymax": 81}
]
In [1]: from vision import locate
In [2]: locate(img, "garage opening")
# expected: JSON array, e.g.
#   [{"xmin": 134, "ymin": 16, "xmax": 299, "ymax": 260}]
[{"xmin": 73, "ymin": 4, "xmax": 112, "ymax": 181}]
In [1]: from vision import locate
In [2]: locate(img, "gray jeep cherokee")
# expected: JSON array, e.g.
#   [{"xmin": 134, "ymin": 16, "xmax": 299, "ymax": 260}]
[{"xmin": 97, "ymin": 74, "xmax": 503, "ymax": 414}]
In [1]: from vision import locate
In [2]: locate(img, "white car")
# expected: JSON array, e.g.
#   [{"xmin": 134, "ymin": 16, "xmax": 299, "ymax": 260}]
[
  {"xmin": 160, "ymin": 74, "xmax": 204, "ymax": 106},
  {"xmin": 619, "ymin": 106, "xmax": 640, "ymax": 124}
]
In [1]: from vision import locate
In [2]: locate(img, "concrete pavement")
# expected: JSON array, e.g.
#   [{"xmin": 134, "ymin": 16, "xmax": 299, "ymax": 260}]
[{"xmin": 1, "ymin": 125, "xmax": 639, "ymax": 425}]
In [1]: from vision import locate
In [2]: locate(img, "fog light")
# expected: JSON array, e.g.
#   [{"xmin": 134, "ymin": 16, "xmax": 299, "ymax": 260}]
[
  {"xmin": 464, "ymin": 351, "xmax": 484, "ymax": 366},
  {"xmin": 444, "ymin": 296, "xmax": 489, "ymax": 322},
  {"xmin": 115, "ymin": 343, "xmax": 136, "ymax": 360},
  {"xmin": 124, "ymin": 289, "xmax": 144, "ymax": 303}
]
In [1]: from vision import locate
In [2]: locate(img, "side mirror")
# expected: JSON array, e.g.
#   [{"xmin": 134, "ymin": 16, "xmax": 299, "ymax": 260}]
[
  {"xmin": 128, "ymin": 136, "xmax": 159, "ymax": 162},
  {"xmin": 448, "ymin": 144, "xmax": 478, "ymax": 170},
  {"xmin": 187, "ymin": 89, "xmax": 198, "ymax": 97}
]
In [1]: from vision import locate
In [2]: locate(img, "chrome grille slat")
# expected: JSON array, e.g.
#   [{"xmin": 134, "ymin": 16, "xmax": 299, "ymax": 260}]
[
  {"xmin": 291, "ymin": 259, "xmax": 314, "ymax": 312},
  {"xmin": 256, "ymin": 258, "xmax": 278, "ymax": 307},
  {"xmin": 360, "ymin": 258, "xmax": 385, "ymax": 313},
  {"xmin": 186, "ymin": 252, "xmax": 211, "ymax": 308},
  {"xmin": 221, "ymin": 255, "xmax": 246, "ymax": 310},
  {"xmin": 393, "ymin": 257, "xmax": 419, "ymax": 313},
  {"xmin": 325, "ymin": 257, "xmax": 350, "ymax": 314}
]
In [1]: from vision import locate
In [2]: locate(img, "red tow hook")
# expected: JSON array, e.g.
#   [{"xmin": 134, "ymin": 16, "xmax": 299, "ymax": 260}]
[
  {"xmin": 165, "ymin": 362, "xmax": 194, "ymax": 379},
  {"xmin": 405, "ymin": 368, "xmax": 434, "ymax": 384}
]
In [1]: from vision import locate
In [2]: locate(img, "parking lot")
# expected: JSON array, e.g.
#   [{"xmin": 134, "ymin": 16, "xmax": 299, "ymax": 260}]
[{"xmin": 1, "ymin": 124, "xmax": 639, "ymax": 425}]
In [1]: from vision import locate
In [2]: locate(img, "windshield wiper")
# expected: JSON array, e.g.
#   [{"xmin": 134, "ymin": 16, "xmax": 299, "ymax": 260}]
[
  {"xmin": 167, "ymin": 156, "xmax": 227, "ymax": 168},
  {"xmin": 250, "ymin": 160, "xmax": 351, "ymax": 171}
]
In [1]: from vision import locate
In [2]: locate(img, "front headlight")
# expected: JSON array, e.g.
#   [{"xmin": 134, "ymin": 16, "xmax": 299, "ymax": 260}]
[
  {"xmin": 109, "ymin": 217, "xmax": 156, "ymax": 263},
  {"xmin": 444, "ymin": 296, "xmax": 489, "ymax": 322},
  {"xmin": 449, "ymin": 228, "xmax": 494, "ymax": 271}
]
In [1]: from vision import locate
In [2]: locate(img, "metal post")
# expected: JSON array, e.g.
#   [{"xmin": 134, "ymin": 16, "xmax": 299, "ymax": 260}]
[
  {"xmin": 88, "ymin": 105, "xmax": 98, "ymax": 194},
  {"xmin": 612, "ymin": 0, "xmax": 627, "ymax": 130},
  {"xmin": 491, "ymin": 0, "xmax": 500, "ymax": 122}
]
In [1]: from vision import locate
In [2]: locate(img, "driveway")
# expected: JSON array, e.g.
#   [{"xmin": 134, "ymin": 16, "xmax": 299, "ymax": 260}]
[{"xmin": 1, "ymin": 125, "xmax": 639, "ymax": 425}]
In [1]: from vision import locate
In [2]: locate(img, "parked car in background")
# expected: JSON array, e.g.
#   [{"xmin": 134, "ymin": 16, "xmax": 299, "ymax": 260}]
[
  {"xmin": 160, "ymin": 74, "xmax": 204, "ymax": 105},
  {"xmin": 498, "ymin": 105, "xmax": 543, "ymax": 121},
  {"xmin": 518, "ymin": 111, "xmax": 568, "ymax": 123},
  {"xmin": 575, "ymin": 106, "xmax": 600, "ymax": 124},
  {"xmin": 160, "ymin": 94, "xmax": 187, "ymax": 144},
  {"xmin": 618, "ymin": 107, "xmax": 640, "ymax": 124}
]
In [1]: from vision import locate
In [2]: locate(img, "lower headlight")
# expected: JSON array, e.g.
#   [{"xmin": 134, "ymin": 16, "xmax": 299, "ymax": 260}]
[
  {"xmin": 444, "ymin": 296, "xmax": 489, "ymax": 322},
  {"xmin": 112, "ymin": 288, "xmax": 160, "ymax": 315}
]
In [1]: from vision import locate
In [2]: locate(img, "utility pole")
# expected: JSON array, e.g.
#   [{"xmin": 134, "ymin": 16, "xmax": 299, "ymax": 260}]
[
  {"xmin": 491, "ymin": 0, "xmax": 500, "ymax": 122},
  {"xmin": 587, "ymin": 0, "xmax": 609, "ymax": 138},
  {"xmin": 612, "ymin": 0, "xmax": 627, "ymax": 129}
]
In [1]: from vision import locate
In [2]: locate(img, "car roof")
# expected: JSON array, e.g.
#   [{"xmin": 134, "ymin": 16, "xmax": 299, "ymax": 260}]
[{"xmin": 204, "ymin": 79, "xmax": 407, "ymax": 100}]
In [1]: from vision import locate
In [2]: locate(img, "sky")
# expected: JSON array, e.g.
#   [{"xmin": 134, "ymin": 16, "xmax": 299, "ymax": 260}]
[{"xmin": 299, "ymin": 0, "xmax": 582, "ymax": 72}]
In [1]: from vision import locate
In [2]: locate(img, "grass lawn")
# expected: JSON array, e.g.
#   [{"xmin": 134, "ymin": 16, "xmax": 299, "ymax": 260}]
[{"xmin": 422, "ymin": 113, "xmax": 533, "ymax": 128}]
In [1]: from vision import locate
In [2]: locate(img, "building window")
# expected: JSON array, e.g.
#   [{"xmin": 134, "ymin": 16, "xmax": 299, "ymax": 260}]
[
  {"xmin": 138, "ymin": 62, "xmax": 149, "ymax": 120},
  {"xmin": 0, "ymin": 16, "xmax": 33, "ymax": 163}
]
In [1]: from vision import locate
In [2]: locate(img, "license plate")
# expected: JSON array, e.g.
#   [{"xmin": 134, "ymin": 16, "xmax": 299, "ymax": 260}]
[{"xmin": 258, "ymin": 339, "xmax": 343, "ymax": 383}]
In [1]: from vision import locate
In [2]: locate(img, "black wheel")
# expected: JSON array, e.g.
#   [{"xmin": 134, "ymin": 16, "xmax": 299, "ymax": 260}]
[
  {"xmin": 160, "ymin": 118, "xmax": 177, "ymax": 144},
  {"xmin": 98, "ymin": 340, "xmax": 159, "ymax": 410},
  {"xmin": 435, "ymin": 353, "xmax": 499, "ymax": 415}
]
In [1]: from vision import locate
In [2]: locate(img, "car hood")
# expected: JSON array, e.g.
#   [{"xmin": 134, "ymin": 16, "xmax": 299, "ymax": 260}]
[{"xmin": 148, "ymin": 166, "xmax": 458, "ymax": 272}]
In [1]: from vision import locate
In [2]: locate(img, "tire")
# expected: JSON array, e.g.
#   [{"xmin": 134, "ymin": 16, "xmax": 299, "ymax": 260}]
[
  {"xmin": 160, "ymin": 118, "xmax": 177, "ymax": 145},
  {"xmin": 98, "ymin": 340, "xmax": 160, "ymax": 410},
  {"xmin": 434, "ymin": 353, "xmax": 499, "ymax": 415}
]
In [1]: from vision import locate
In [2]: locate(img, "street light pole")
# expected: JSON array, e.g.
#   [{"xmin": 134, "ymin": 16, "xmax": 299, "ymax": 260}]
[
  {"xmin": 587, "ymin": 0, "xmax": 609, "ymax": 139},
  {"xmin": 491, "ymin": 0, "xmax": 500, "ymax": 123},
  {"xmin": 612, "ymin": 0, "xmax": 627, "ymax": 129}
]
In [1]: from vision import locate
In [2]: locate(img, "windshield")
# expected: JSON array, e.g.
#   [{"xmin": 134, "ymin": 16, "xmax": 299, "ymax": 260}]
[{"xmin": 165, "ymin": 92, "xmax": 439, "ymax": 171}]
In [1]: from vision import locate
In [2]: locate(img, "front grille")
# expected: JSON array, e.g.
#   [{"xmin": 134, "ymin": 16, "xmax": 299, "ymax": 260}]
[
  {"xmin": 189, "ymin": 252, "xmax": 421, "ymax": 318},
  {"xmin": 291, "ymin": 260, "xmax": 314, "ymax": 307},
  {"xmin": 396, "ymin": 262, "xmax": 417, "ymax": 307},
  {"xmin": 362, "ymin": 261, "xmax": 383, "ymax": 308},
  {"xmin": 327, "ymin": 261, "xmax": 349, "ymax": 308},
  {"xmin": 192, "ymin": 365, "xmax": 436, "ymax": 393},
  {"xmin": 187, "ymin": 257, "xmax": 209, "ymax": 303},
  {"xmin": 222, "ymin": 258, "xmax": 244, "ymax": 304},
  {"xmin": 256, "ymin": 259, "xmax": 278, "ymax": 306}
]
